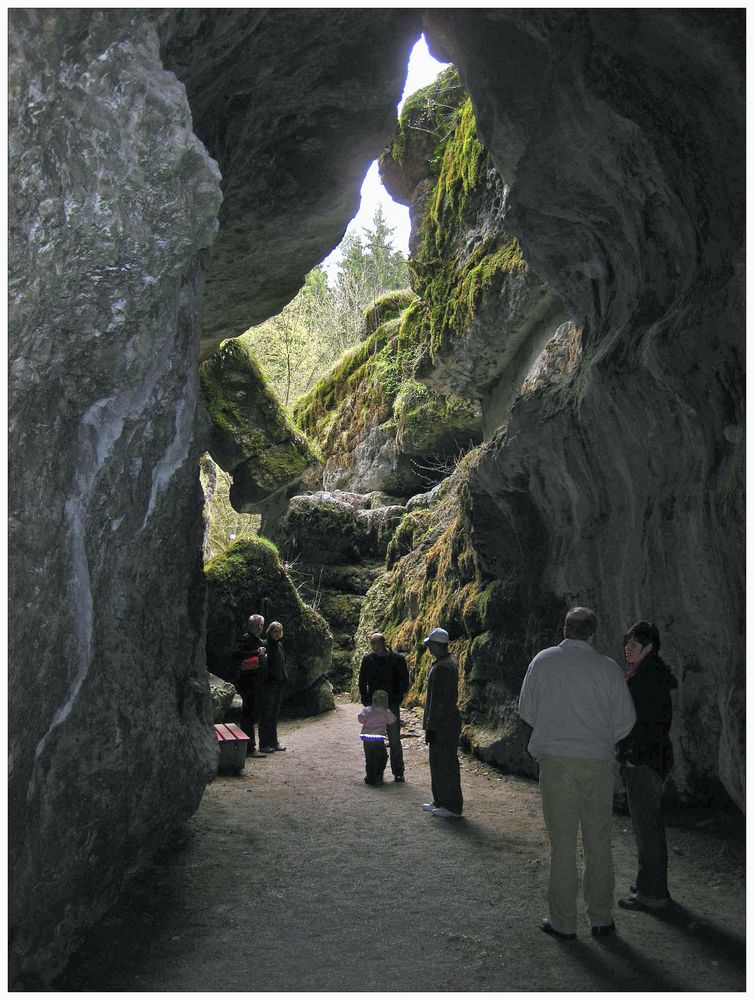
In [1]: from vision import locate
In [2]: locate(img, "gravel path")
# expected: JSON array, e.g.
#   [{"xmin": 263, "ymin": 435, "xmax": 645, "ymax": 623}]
[{"xmin": 54, "ymin": 700, "xmax": 745, "ymax": 992}]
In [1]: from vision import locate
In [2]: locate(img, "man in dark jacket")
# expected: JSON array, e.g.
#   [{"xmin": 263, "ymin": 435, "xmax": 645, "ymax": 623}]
[
  {"xmin": 421, "ymin": 627, "xmax": 463, "ymax": 818},
  {"xmin": 231, "ymin": 613, "xmax": 267, "ymax": 757},
  {"xmin": 358, "ymin": 633, "xmax": 409, "ymax": 782},
  {"xmin": 618, "ymin": 620, "xmax": 678, "ymax": 911}
]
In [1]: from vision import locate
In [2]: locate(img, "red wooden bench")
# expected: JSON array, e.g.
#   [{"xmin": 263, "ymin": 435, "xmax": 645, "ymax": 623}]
[{"xmin": 214, "ymin": 723, "xmax": 250, "ymax": 774}]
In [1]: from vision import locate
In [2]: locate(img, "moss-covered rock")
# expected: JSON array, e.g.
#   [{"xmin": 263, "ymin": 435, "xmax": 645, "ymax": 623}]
[
  {"xmin": 380, "ymin": 73, "xmax": 568, "ymax": 433},
  {"xmin": 354, "ymin": 448, "xmax": 563, "ymax": 767},
  {"xmin": 205, "ymin": 536, "xmax": 334, "ymax": 717},
  {"xmin": 294, "ymin": 299, "xmax": 482, "ymax": 496},
  {"xmin": 200, "ymin": 338, "xmax": 318, "ymax": 512}
]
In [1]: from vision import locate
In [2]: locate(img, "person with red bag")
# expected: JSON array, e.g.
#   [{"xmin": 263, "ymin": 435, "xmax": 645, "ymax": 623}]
[{"xmin": 231, "ymin": 613, "xmax": 267, "ymax": 757}]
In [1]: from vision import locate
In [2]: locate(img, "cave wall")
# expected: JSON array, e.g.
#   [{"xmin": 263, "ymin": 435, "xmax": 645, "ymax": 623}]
[
  {"xmin": 8, "ymin": 10, "xmax": 223, "ymax": 984},
  {"xmin": 8, "ymin": 8, "xmax": 421, "ymax": 985},
  {"xmin": 418, "ymin": 10, "xmax": 744, "ymax": 806}
]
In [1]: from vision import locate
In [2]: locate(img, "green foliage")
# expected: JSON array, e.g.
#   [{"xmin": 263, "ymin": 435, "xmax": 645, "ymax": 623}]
[
  {"xmin": 244, "ymin": 206, "xmax": 410, "ymax": 407},
  {"xmin": 200, "ymin": 453, "xmax": 260, "ymax": 563}
]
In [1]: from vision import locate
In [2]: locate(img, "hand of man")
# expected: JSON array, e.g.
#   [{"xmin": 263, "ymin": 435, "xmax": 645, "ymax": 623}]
[{"xmin": 425, "ymin": 729, "xmax": 436, "ymax": 745}]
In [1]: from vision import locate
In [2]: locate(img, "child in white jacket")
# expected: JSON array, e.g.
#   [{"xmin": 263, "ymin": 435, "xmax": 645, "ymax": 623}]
[{"xmin": 357, "ymin": 689, "xmax": 396, "ymax": 786}]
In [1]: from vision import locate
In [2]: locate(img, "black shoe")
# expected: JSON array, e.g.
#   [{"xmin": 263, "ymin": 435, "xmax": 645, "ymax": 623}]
[
  {"xmin": 394, "ymin": 775, "xmax": 405, "ymax": 782},
  {"xmin": 591, "ymin": 920, "xmax": 616, "ymax": 938},
  {"xmin": 540, "ymin": 919, "xmax": 575, "ymax": 940},
  {"xmin": 273, "ymin": 745, "xmax": 287, "ymax": 751}
]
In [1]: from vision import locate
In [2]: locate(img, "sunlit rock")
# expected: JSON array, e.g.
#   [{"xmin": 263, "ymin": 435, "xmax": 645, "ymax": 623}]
[{"xmin": 200, "ymin": 338, "xmax": 317, "ymax": 511}]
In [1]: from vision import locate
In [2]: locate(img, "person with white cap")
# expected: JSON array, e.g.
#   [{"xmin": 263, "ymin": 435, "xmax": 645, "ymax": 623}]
[{"xmin": 421, "ymin": 627, "xmax": 463, "ymax": 819}]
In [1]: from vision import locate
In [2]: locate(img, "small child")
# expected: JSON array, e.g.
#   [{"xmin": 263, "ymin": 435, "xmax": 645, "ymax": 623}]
[{"xmin": 357, "ymin": 689, "xmax": 396, "ymax": 786}]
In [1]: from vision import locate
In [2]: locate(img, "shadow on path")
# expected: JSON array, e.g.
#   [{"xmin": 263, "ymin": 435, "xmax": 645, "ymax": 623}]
[{"xmin": 51, "ymin": 704, "xmax": 746, "ymax": 992}]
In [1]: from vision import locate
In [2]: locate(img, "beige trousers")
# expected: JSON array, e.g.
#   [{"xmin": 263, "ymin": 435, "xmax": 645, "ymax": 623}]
[{"xmin": 539, "ymin": 755, "xmax": 615, "ymax": 934}]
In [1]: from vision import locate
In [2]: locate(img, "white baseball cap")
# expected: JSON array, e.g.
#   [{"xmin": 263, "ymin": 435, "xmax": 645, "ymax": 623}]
[{"xmin": 424, "ymin": 627, "xmax": 449, "ymax": 644}]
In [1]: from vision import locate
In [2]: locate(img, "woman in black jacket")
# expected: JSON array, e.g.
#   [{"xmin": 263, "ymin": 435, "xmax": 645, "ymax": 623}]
[
  {"xmin": 618, "ymin": 620, "xmax": 677, "ymax": 911},
  {"xmin": 259, "ymin": 621, "xmax": 288, "ymax": 753}
]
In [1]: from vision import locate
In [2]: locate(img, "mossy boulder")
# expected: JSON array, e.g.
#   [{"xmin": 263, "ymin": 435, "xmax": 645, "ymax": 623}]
[
  {"xmin": 271, "ymin": 491, "xmax": 405, "ymax": 566},
  {"xmin": 200, "ymin": 338, "xmax": 317, "ymax": 512},
  {"xmin": 294, "ymin": 301, "xmax": 482, "ymax": 496},
  {"xmin": 205, "ymin": 536, "xmax": 334, "ymax": 717},
  {"xmin": 208, "ymin": 673, "xmax": 237, "ymax": 723}
]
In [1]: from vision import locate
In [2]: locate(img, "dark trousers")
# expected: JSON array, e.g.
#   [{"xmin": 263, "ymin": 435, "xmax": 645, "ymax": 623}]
[
  {"xmin": 238, "ymin": 671, "xmax": 262, "ymax": 749},
  {"xmin": 259, "ymin": 682, "xmax": 284, "ymax": 749},
  {"xmin": 387, "ymin": 704, "xmax": 405, "ymax": 777},
  {"xmin": 429, "ymin": 731, "xmax": 463, "ymax": 815},
  {"xmin": 362, "ymin": 739, "xmax": 388, "ymax": 784},
  {"xmin": 624, "ymin": 763, "xmax": 669, "ymax": 901}
]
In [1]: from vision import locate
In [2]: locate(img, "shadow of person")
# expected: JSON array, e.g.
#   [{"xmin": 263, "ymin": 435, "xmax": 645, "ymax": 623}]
[
  {"xmin": 641, "ymin": 900, "xmax": 745, "ymax": 970},
  {"xmin": 591, "ymin": 935, "xmax": 694, "ymax": 991}
]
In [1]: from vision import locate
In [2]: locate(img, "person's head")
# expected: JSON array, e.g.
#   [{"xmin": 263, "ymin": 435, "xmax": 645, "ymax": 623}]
[
  {"xmin": 267, "ymin": 621, "xmax": 283, "ymax": 641},
  {"xmin": 371, "ymin": 689, "xmax": 389, "ymax": 710},
  {"xmin": 624, "ymin": 620, "xmax": 660, "ymax": 667},
  {"xmin": 248, "ymin": 614, "xmax": 265, "ymax": 637},
  {"xmin": 563, "ymin": 607, "xmax": 597, "ymax": 644},
  {"xmin": 370, "ymin": 632, "xmax": 388, "ymax": 655},
  {"xmin": 424, "ymin": 627, "xmax": 449, "ymax": 659}
]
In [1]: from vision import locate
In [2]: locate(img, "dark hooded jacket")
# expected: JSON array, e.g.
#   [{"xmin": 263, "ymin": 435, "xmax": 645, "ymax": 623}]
[{"xmin": 618, "ymin": 652, "xmax": 678, "ymax": 776}]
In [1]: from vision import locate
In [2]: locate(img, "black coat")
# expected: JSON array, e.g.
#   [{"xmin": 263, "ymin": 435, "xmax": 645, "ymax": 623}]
[
  {"xmin": 359, "ymin": 651, "xmax": 410, "ymax": 706},
  {"xmin": 618, "ymin": 652, "xmax": 677, "ymax": 776},
  {"xmin": 265, "ymin": 636, "xmax": 288, "ymax": 684}
]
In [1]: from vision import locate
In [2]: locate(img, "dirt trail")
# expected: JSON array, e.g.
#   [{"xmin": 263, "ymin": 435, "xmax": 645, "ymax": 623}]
[{"xmin": 54, "ymin": 699, "xmax": 744, "ymax": 992}]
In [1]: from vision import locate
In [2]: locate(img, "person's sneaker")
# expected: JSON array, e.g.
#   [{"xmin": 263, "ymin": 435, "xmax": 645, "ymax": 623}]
[
  {"xmin": 273, "ymin": 745, "xmax": 287, "ymax": 751},
  {"xmin": 421, "ymin": 802, "xmax": 436, "ymax": 812},
  {"xmin": 540, "ymin": 918, "xmax": 576, "ymax": 940},
  {"xmin": 259, "ymin": 746, "xmax": 275, "ymax": 754},
  {"xmin": 394, "ymin": 775, "xmax": 405, "ymax": 782},
  {"xmin": 431, "ymin": 806, "xmax": 462, "ymax": 819},
  {"xmin": 249, "ymin": 749, "xmax": 267, "ymax": 758},
  {"xmin": 591, "ymin": 920, "xmax": 616, "ymax": 938}
]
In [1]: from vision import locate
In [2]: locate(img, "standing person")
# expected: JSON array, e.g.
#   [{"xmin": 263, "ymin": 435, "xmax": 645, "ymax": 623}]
[
  {"xmin": 518, "ymin": 607, "xmax": 636, "ymax": 940},
  {"xmin": 617, "ymin": 620, "xmax": 677, "ymax": 912},
  {"xmin": 232, "ymin": 613, "xmax": 267, "ymax": 758},
  {"xmin": 357, "ymin": 689, "xmax": 396, "ymax": 786},
  {"xmin": 421, "ymin": 627, "xmax": 463, "ymax": 819},
  {"xmin": 259, "ymin": 621, "xmax": 288, "ymax": 754},
  {"xmin": 358, "ymin": 633, "xmax": 410, "ymax": 782}
]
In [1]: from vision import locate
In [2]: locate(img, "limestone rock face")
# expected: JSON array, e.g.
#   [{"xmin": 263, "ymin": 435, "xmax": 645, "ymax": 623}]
[
  {"xmin": 205, "ymin": 538, "xmax": 335, "ymax": 717},
  {"xmin": 9, "ymin": 10, "xmax": 222, "ymax": 985},
  {"xmin": 157, "ymin": 9, "xmax": 422, "ymax": 359},
  {"xmin": 380, "ymin": 71, "xmax": 569, "ymax": 436},
  {"xmin": 270, "ymin": 492, "xmax": 404, "ymax": 691},
  {"xmin": 412, "ymin": 10, "xmax": 744, "ymax": 807},
  {"xmin": 200, "ymin": 339, "xmax": 317, "ymax": 511}
]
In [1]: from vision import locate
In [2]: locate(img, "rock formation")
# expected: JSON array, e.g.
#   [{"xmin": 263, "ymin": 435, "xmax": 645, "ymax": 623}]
[
  {"xmin": 268, "ymin": 491, "xmax": 405, "ymax": 690},
  {"xmin": 294, "ymin": 290, "xmax": 482, "ymax": 496},
  {"xmin": 367, "ymin": 11, "xmax": 744, "ymax": 809},
  {"xmin": 205, "ymin": 537, "xmax": 335, "ymax": 717},
  {"xmin": 200, "ymin": 338, "xmax": 316, "ymax": 511},
  {"xmin": 8, "ymin": 6, "xmax": 744, "ymax": 987},
  {"xmin": 8, "ymin": 10, "xmax": 222, "ymax": 986}
]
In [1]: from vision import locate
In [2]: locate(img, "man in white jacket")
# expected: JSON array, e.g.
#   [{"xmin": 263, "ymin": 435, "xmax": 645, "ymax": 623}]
[{"xmin": 518, "ymin": 607, "xmax": 636, "ymax": 940}]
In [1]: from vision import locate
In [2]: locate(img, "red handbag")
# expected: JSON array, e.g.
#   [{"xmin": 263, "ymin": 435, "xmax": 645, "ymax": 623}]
[{"xmin": 240, "ymin": 656, "xmax": 260, "ymax": 672}]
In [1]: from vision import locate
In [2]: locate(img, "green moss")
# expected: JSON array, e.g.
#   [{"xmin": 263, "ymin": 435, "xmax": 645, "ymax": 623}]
[
  {"xmin": 200, "ymin": 338, "xmax": 316, "ymax": 490},
  {"xmin": 383, "ymin": 66, "xmax": 464, "ymax": 171},
  {"xmin": 363, "ymin": 288, "xmax": 418, "ymax": 334}
]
